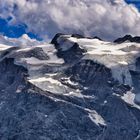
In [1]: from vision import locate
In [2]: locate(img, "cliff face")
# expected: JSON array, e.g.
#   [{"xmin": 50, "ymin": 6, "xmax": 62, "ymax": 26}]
[{"xmin": 0, "ymin": 34, "xmax": 140, "ymax": 140}]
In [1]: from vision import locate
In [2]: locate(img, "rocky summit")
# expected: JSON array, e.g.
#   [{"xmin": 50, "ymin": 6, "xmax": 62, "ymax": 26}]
[{"xmin": 0, "ymin": 34, "xmax": 140, "ymax": 140}]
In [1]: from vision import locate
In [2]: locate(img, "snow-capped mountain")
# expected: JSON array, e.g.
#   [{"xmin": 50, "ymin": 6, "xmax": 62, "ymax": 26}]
[
  {"xmin": 0, "ymin": 34, "xmax": 140, "ymax": 140},
  {"xmin": 114, "ymin": 35, "xmax": 140, "ymax": 43}
]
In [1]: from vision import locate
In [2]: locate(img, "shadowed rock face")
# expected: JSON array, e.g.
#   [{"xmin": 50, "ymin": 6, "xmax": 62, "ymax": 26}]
[
  {"xmin": 0, "ymin": 34, "xmax": 140, "ymax": 140},
  {"xmin": 114, "ymin": 35, "xmax": 140, "ymax": 43}
]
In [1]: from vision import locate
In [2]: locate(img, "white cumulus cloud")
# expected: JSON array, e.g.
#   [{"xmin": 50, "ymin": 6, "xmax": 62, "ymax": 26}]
[{"xmin": 0, "ymin": 0, "xmax": 140, "ymax": 40}]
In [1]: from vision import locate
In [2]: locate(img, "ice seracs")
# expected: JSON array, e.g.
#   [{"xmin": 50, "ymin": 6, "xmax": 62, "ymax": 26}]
[{"xmin": 56, "ymin": 35, "xmax": 140, "ymax": 86}]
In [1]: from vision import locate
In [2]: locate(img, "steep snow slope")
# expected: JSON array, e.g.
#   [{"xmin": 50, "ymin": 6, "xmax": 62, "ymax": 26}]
[
  {"xmin": 56, "ymin": 34, "xmax": 140, "ymax": 85},
  {"xmin": 0, "ymin": 34, "xmax": 140, "ymax": 140}
]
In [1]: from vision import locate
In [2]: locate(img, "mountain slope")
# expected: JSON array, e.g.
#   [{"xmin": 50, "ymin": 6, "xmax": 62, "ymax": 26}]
[
  {"xmin": 114, "ymin": 35, "xmax": 140, "ymax": 43},
  {"xmin": 0, "ymin": 34, "xmax": 140, "ymax": 140}
]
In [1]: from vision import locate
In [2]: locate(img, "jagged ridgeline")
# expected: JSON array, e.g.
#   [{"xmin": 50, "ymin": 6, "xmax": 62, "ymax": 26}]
[{"xmin": 0, "ymin": 34, "xmax": 140, "ymax": 140}]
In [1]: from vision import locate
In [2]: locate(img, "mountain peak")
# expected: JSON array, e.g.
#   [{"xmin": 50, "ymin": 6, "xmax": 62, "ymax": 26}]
[
  {"xmin": 0, "ymin": 33, "xmax": 140, "ymax": 139},
  {"xmin": 114, "ymin": 34, "xmax": 140, "ymax": 43}
]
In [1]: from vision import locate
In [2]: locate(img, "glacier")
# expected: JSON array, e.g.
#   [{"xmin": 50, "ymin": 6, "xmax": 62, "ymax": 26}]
[{"xmin": 0, "ymin": 34, "xmax": 140, "ymax": 139}]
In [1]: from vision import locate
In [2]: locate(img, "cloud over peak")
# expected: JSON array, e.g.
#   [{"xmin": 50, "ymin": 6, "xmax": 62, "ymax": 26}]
[{"xmin": 0, "ymin": 0, "xmax": 140, "ymax": 40}]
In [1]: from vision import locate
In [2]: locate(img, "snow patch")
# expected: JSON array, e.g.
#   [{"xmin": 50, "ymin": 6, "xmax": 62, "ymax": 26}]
[
  {"xmin": 0, "ymin": 44, "xmax": 13, "ymax": 51},
  {"xmin": 28, "ymin": 77, "xmax": 68, "ymax": 94},
  {"xmin": 118, "ymin": 61, "xmax": 128, "ymax": 65},
  {"xmin": 121, "ymin": 91, "xmax": 140, "ymax": 110},
  {"xmin": 86, "ymin": 109, "xmax": 106, "ymax": 126}
]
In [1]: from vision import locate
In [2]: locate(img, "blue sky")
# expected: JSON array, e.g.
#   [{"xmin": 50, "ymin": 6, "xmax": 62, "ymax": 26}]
[
  {"xmin": 0, "ymin": 0, "xmax": 140, "ymax": 40},
  {"xmin": 125, "ymin": 0, "xmax": 140, "ymax": 10},
  {"xmin": 0, "ymin": 18, "xmax": 42, "ymax": 40}
]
